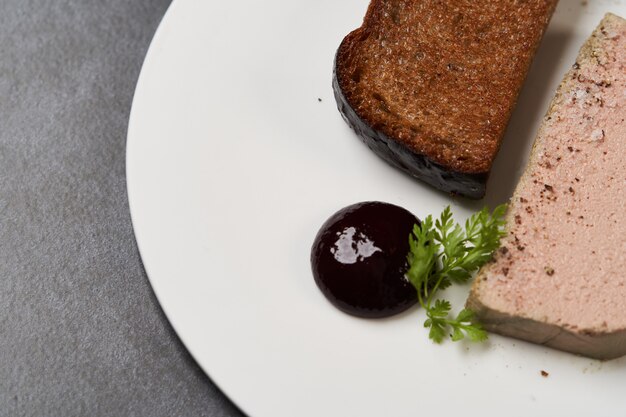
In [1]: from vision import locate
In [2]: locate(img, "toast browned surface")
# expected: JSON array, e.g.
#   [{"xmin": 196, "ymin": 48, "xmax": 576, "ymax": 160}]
[
  {"xmin": 334, "ymin": 0, "xmax": 558, "ymax": 198},
  {"xmin": 467, "ymin": 13, "xmax": 626, "ymax": 360}
]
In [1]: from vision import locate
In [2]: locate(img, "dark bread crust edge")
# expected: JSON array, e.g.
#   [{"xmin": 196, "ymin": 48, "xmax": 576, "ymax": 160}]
[{"xmin": 332, "ymin": 50, "xmax": 488, "ymax": 199}]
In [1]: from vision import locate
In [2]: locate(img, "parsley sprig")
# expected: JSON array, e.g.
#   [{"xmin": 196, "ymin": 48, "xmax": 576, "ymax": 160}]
[{"xmin": 406, "ymin": 205, "xmax": 507, "ymax": 343}]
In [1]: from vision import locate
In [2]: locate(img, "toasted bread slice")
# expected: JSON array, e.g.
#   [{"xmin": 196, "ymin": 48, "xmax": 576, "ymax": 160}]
[
  {"xmin": 334, "ymin": 0, "xmax": 558, "ymax": 198},
  {"xmin": 467, "ymin": 13, "xmax": 626, "ymax": 359}
]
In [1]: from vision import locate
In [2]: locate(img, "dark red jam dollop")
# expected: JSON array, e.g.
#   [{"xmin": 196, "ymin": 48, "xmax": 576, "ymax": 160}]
[{"xmin": 311, "ymin": 201, "xmax": 420, "ymax": 318}]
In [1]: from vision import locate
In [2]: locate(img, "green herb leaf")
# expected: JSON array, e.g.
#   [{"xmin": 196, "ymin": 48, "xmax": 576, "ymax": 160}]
[
  {"xmin": 451, "ymin": 326, "xmax": 465, "ymax": 342},
  {"xmin": 428, "ymin": 320, "xmax": 447, "ymax": 343},
  {"xmin": 455, "ymin": 308, "xmax": 475, "ymax": 323},
  {"xmin": 463, "ymin": 323, "xmax": 489, "ymax": 342},
  {"xmin": 446, "ymin": 268, "xmax": 471, "ymax": 284},
  {"xmin": 407, "ymin": 204, "xmax": 507, "ymax": 343},
  {"xmin": 430, "ymin": 299, "xmax": 451, "ymax": 318},
  {"xmin": 406, "ymin": 216, "xmax": 439, "ymax": 300}
]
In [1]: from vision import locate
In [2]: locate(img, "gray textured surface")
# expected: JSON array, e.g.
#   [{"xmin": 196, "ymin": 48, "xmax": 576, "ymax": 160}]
[{"xmin": 0, "ymin": 1, "xmax": 243, "ymax": 415}]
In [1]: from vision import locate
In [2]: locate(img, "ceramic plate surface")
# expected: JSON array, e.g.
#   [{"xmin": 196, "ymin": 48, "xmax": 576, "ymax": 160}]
[{"xmin": 127, "ymin": 1, "xmax": 626, "ymax": 416}]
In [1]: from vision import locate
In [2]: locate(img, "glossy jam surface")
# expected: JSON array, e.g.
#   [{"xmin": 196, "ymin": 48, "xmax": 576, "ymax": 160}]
[{"xmin": 311, "ymin": 202, "xmax": 420, "ymax": 318}]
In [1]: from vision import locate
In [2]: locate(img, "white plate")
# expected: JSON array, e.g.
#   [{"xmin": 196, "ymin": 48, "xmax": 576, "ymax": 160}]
[{"xmin": 127, "ymin": 1, "xmax": 626, "ymax": 416}]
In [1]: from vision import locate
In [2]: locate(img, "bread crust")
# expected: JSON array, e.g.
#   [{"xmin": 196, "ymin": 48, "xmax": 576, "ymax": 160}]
[
  {"xmin": 334, "ymin": 0, "xmax": 558, "ymax": 198},
  {"xmin": 333, "ymin": 60, "xmax": 488, "ymax": 198}
]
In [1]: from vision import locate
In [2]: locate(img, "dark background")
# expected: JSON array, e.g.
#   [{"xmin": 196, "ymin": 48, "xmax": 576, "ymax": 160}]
[{"xmin": 0, "ymin": 1, "xmax": 243, "ymax": 415}]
